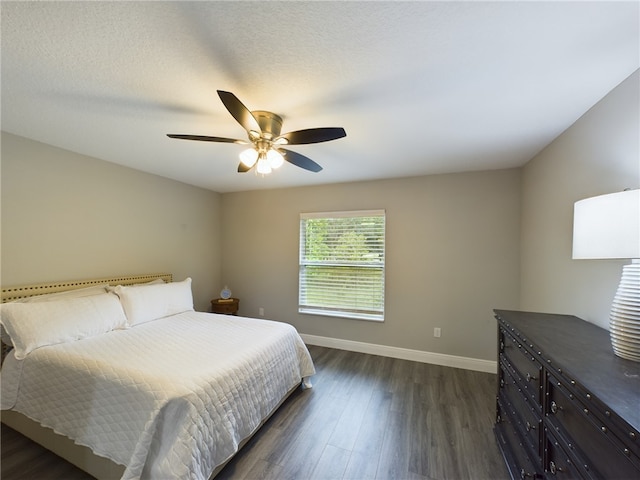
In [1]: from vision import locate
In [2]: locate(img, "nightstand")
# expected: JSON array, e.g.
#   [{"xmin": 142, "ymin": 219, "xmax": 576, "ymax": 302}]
[{"xmin": 211, "ymin": 298, "xmax": 239, "ymax": 315}]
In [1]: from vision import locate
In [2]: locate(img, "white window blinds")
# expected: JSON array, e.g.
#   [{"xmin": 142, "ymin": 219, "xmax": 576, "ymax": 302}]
[{"xmin": 299, "ymin": 210, "xmax": 385, "ymax": 321}]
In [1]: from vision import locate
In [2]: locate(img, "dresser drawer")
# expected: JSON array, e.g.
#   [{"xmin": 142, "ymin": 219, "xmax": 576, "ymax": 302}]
[
  {"xmin": 544, "ymin": 428, "xmax": 588, "ymax": 479},
  {"xmin": 550, "ymin": 371, "xmax": 640, "ymax": 460},
  {"xmin": 501, "ymin": 328, "xmax": 543, "ymax": 407},
  {"xmin": 496, "ymin": 398, "xmax": 543, "ymax": 479},
  {"xmin": 546, "ymin": 373, "xmax": 639, "ymax": 478},
  {"xmin": 500, "ymin": 363, "xmax": 542, "ymax": 460}
]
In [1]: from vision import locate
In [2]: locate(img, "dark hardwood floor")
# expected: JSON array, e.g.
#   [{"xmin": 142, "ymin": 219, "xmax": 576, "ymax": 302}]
[{"xmin": 1, "ymin": 346, "xmax": 508, "ymax": 479}]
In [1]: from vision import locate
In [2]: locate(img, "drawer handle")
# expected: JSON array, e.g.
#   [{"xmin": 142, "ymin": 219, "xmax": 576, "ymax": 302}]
[
  {"xmin": 549, "ymin": 461, "xmax": 564, "ymax": 475},
  {"xmin": 526, "ymin": 372, "xmax": 537, "ymax": 382},
  {"xmin": 550, "ymin": 401, "xmax": 562, "ymax": 414},
  {"xmin": 526, "ymin": 421, "xmax": 536, "ymax": 432}
]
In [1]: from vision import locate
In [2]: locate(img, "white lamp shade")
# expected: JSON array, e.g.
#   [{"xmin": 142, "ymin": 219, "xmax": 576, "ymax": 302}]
[
  {"xmin": 267, "ymin": 149, "xmax": 284, "ymax": 169},
  {"xmin": 239, "ymin": 148, "xmax": 258, "ymax": 168},
  {"xmin": 256, "ymin": 155, "xmax": 272, "ymax": 174},
  {"xmin": 572, "ymin": 189, "xmax": 640, "ymax": 259}
]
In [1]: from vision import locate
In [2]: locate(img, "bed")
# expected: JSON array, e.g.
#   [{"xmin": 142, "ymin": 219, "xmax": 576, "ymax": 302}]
[{"xmin": 0, "ymin": 273, "xmax": 315, "ymax": 479}]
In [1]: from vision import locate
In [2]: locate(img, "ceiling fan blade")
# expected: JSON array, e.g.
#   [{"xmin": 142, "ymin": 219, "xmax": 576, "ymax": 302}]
[
  {"xmin": 237, "ymin": 162, "xmax": 252, "ymax": 173},
  {"xmin": 276, "ymin": 127, "xmax": 346, "ymax": 145},
  {"xmin": 281, "ymin": 149, "xmax": 323, "ymax": 172},
  {"xmin": 217, "ymin": 90, "xmax": 261, "ymax": 134},
  {"xmin": 167, "ymin": 134, "xmax": 247, "ymax": 144}
]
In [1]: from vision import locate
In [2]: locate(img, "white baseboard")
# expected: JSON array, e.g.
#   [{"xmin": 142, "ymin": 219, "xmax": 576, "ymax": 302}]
[{"xmin": 300, "ymin": 334, "xmax": 497, "ymax": 374}]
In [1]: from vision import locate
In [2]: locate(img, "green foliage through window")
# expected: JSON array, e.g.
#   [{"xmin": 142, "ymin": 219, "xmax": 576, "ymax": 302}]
[{"xmin": 299, "ymin": 210, "xmax": 385, "ymax": 321}]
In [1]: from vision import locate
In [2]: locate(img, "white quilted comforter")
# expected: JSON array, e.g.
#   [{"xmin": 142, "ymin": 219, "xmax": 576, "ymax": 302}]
[{"xmin": 1, "ymin": 311, "xmax": 315, "ymax": 479}]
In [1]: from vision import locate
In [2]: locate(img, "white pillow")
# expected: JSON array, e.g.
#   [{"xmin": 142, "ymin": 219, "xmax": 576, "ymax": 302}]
[
  {"xmin": 1, "ymin": 284, "xmax": 109, "ymax": 346},
  {"xmin": 0, "ymin": 293, "xmax": 128, "ymax": 360},
  {"xmin": 114, "ymin": 277, "xmax": 194, "ymax": 326}
]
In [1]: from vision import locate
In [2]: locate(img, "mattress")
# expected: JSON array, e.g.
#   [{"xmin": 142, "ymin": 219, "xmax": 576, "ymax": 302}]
[{"xmin": 1, "ymin": 311, "xmax": 315, "ymax": 479}]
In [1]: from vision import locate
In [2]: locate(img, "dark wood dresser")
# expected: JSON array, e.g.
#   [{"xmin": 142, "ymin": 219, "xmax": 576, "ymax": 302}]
[{"xmin": 494, "ymin": 310, "xmax": 640, "ymax": 479}]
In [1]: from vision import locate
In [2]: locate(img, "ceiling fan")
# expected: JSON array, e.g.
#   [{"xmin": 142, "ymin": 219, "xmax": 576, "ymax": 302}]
[{"xmin": 167, "ymin": 90, "xmax": 346, "ymax": 174}]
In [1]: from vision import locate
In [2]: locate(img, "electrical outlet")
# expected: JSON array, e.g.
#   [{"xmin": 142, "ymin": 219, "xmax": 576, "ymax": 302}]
[
  {"xmin": 259, "ymin": 307, "xmax": 265, "ymax": 317},
  {"xmin": 434, "ymin": 327, "xmax": 441, "ymax": 338}
]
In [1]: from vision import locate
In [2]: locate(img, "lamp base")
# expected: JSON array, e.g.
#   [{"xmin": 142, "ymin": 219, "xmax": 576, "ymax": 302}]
[{"xmin": 609, "ymin": 260, "xmax": 640, "ymax": 362}]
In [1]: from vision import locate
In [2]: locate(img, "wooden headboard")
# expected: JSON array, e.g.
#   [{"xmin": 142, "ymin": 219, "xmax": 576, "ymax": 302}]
[{"xmin": 1, "ymin": 273, "xmax": 173, "ymax": 303}]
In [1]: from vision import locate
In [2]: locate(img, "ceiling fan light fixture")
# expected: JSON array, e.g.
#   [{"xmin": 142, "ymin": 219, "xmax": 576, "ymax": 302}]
[
  {"xmin": 267, "ymin": 149, "xmax": 284, "ymax": 169},
  {"xmin": 239, "ymin": 148, "xmax": 258, "ymax": 168},
  {"xmin": 168, "ymin": 90, "xmax": 346, "ymax": 175},
  {"xmin": 256, "ymin": 153, "xmax": 272, "ymax": 175}
]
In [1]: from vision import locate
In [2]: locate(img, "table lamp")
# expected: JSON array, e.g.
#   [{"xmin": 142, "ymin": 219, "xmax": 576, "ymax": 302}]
[{"xmin": 573, "ymin": 189, "xmax": 640, "ymax": 362}]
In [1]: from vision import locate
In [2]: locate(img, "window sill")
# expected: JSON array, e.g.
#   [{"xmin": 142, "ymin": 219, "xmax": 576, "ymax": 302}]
[{"xmin": 299, "ymin": 308, "xmax": 384, "ymax": 322}]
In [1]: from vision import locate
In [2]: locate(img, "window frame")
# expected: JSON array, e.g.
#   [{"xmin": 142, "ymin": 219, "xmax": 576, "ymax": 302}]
[{"xmin": 298, "ymin": 209, "xmax": 385, "ymax": 322}]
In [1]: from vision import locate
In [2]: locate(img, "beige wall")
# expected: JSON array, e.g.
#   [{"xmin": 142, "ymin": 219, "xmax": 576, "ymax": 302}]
[
  {"xmin": 520, "ymin": 70, "xmax": 640, "ymax": 328},
  {"xmin": 1, "ymin": 131, "xmax": 521, "ymax": 363},
  {"xmin": 221, "ymin": 169, "xmax": 521, "ymax": 361},
  {"xmin": 1, "ymin": 132, "xmax": 222, "ymax": 311},
  {"xmin": 6, "ymin": 69, "xmax": 634, "ymax": 363}
]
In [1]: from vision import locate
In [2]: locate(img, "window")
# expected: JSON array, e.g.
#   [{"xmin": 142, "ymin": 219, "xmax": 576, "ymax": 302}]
[{"xmin": 299, "ymin": 210, "xmax": 385, "ymax": 321}]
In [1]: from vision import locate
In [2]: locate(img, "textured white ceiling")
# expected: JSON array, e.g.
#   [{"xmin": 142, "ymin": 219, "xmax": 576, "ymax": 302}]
[{"xmin": 2, "ymin": 1, "xmax": 638, "ymax": 193}]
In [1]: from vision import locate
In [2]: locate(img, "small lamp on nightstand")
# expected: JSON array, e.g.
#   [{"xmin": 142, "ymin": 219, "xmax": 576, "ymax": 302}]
[
  {"xmin": 573, "ymin": 189, "xmax": 640, "ymax": 362},
  {"xmin": 211, "ymin": 286, "xmax": 239, "ymax": 315}
]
